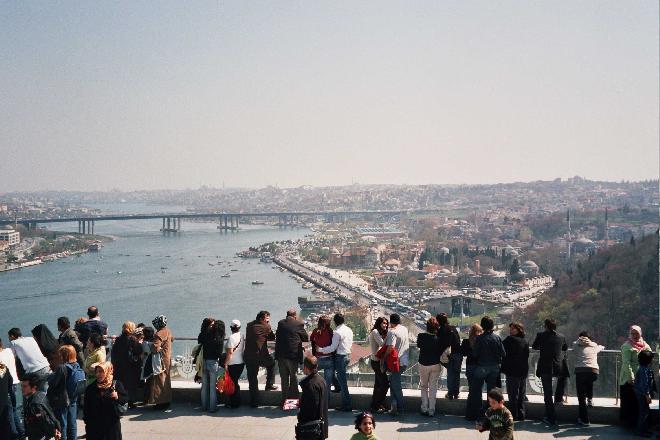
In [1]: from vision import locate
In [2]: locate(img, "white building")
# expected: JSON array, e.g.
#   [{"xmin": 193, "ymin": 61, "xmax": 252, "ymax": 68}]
[{"xmin": 0, "ymin": 226, "xmax": 20, "ymax": 246}]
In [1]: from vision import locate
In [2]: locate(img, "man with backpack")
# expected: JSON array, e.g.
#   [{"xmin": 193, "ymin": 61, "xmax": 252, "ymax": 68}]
[
  {"xmin": 46, "ymin": 346, "xmax": 85, "ymax": 440},
  {"xmin": 22, "ymin": 374, "xmax": 61, "ymax": 440}
]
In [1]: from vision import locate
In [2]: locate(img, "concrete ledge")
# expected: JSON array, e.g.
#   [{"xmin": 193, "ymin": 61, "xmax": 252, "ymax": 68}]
[{"xmin": 172, "ymin": 382, "xmax": 622, "ymax": 425}]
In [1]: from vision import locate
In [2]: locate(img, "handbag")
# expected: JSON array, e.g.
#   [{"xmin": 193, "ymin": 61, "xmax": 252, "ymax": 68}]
[
  {"xmin": 295, "ymin": 419, "xmax": 324, "ymax": 440},
  {"xmin": 223, "ymin": 373, "xmax": 236, "ymax": 396},
  {"xmin": 215, "ymin": 373, "xmax": 225, "ymax": 394},
  {"xmin": 111, "ymin": 381, "xmax": 128, "ymax": 417}
]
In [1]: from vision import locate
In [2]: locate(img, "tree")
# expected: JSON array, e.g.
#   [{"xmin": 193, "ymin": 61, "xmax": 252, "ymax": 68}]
[{"xmin": 509, "ymin": 258, "xmax": 520, "ymax": 276}]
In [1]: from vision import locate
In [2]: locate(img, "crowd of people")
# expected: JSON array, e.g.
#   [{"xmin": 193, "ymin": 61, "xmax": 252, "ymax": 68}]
[
  {"xmin": 0, "ymin": 304, "xmax": 657, "ymax": 440},
  {"xmin": 0, "ymin": 306, "xmax": 173, "ymax": 440}
]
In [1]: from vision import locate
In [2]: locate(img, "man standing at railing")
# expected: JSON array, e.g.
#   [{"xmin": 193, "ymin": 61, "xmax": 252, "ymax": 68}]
[
  {"xmin": 532, "ymin": 318, "xmax": 567, "ymax": 427},
  {"xmin": 384, "ymin": 313, "xmax": 409, "ymax": 417},
  {"xmin": 244, "ymin": 311, "xmax": 277, "ymax": 408},
  {"xmin": 275, "ymin": 309, "xmax": 309, "ymax": 408}
]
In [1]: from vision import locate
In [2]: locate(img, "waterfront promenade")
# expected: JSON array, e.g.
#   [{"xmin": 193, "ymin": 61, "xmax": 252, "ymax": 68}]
[{"xmin": 78, "ymin": 400, "xmax": 634, "ymax": 439}]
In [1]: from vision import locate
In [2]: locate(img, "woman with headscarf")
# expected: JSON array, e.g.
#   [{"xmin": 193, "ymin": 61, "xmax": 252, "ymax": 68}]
[
  {"xmin": 148, "ymin": 315, "xmax": 173, "ymax": 409},
  {"xmin": 31, "ymin": 324, "xmax": 60, "ymax": 368},
  {"xmin": 111, "ymin": 321, "xmax": 142, "ymax": 407},
  {"xmin": 83, "ymin": 362, "xmax": 128, "ymax": 440},
  {"xmin": 619, "ymin": 325, "xmax": 651, "ymax": 428},
  {"xmin": 461, "ymin": 323, "xmax": 483, "ymax": 421}
]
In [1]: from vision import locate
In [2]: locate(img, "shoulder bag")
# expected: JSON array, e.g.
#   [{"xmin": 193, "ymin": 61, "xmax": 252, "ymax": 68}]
[{"xmin": 295, "ymin": 419, "xmax": 324, "ymax": 440}]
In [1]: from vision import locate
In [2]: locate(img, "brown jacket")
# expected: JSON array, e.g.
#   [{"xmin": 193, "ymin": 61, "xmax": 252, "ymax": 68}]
[{"xmin": 244, "ymin": 320, "xmax": 275, "ymax": 361}]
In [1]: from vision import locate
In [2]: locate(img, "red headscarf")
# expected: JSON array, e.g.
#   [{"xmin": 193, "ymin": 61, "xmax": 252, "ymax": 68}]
[{"xmin": 628, "ymin": 325, "xmax": 646, "ymax": 351}]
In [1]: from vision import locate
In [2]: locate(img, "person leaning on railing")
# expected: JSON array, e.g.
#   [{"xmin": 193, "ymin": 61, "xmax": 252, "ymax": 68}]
[{"xmin": 572, "ymin": 330, "xmax": 604, "ymax": 427}]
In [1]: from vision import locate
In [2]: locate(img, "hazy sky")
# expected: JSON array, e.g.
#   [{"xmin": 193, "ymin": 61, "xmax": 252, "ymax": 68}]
[{"xmin": 1, "ymin": 1, "xmax": 658, "ymax": 191}]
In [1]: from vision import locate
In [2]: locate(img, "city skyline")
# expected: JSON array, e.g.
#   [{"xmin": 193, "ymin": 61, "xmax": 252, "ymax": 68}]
[{"xmin": 1, "ymin": 1, "xmax": 658, "ymax": 191}]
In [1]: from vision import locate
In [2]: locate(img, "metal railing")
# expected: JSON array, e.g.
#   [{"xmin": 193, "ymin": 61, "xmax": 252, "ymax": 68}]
[{"xmin": 161, "ymin": 337, "xmax": 654, "ymax": 402}]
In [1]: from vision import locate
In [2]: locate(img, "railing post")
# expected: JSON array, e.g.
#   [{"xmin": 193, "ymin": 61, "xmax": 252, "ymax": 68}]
[{"xmin": 615, "ymin": 352, "xmax": 619, "ymax": 405}]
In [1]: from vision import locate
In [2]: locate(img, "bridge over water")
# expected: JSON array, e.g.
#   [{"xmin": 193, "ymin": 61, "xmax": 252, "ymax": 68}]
[{"xmin": 0, "ymin": 209, "xmax": 441, "ymax": 234}]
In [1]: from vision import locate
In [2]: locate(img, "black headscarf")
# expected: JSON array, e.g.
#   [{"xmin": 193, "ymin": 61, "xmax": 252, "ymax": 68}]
[{"xmin": 31, "ymin": 324, "xmax": 59, "ymax": 357}]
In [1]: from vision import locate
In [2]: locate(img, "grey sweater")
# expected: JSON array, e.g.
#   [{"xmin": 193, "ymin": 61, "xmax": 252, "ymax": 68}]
[{"xmin": 572, "ymin": 337, "xmax": 604, "ymax": 372}]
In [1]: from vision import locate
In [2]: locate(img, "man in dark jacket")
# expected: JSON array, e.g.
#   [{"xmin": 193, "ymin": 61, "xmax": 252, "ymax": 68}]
[
  {"xmin": 244, "ymin": 311, "xmax": 277, "ymax": 407},
  {"xmin": 275, "ymin": 309, "xmax": 309, "ymax": 406},
  {"xmin": 298, "ymin": 356, "xmax": 328, "ymax": 440},
  {"xmin": 436, "ymin": 313, "xmax": 462, "ymax": 399},
  {"xmin": 531, "ymin": 318, "xmax": 567, "ymax": 426},
  {"xmin": 74, "ymin": 306, "xmax": 108, "ymax": 346},
  {"xmin": 22, "ymin": 374, "xmax": 61, "ymax": 440},
  {"xmin": 57, "ymin": 317, "xmax": 84, "ymax": 366},
  {"xmin": 472, "ymin": 316, "xmax": 506, "ymax": 391},
  {"xmin": 501, "ymin": 322, "xmax": 530, "ymax": 421}
]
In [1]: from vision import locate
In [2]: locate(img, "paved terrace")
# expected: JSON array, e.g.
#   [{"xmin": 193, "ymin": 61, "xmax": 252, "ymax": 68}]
[{"xmin": 75, "ymin": 382, "xmax": 640, "ymax": 440}]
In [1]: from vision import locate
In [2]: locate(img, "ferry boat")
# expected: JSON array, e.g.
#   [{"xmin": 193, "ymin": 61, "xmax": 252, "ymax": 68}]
[{"xmin": 252, "ymin": 280, "xmax": 265, "ymax": 285}]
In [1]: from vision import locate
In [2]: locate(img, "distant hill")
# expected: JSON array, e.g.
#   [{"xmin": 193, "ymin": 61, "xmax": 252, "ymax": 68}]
[{"xmin": 517, "ymin": 232, "xmax": 659, "ymax": 349}]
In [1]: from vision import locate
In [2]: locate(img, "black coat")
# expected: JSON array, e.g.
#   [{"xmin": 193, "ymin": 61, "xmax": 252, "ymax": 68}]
[
  {"xmin": 275, "ymin": 317, "xmax": 309, "ymax": 363},
  {"xmin": 460, "ymin": 339, "xmax": 478, "ymax": 366},
  {"xmin": 47, "ymin": 365, "xmax": 70, "ymax": 411},
  {"xmin": 83, "ymin": 380, "xmax": 128, "ymax": 440},
  {"xmin": 0, "ymin": 371, "xmax": 11, "ymax": 440},
  {"xmin": 532, "ymin": 330, "xmax": 567, "ymax": 377},
  {"xmin": 111, "ymin": 334, "xmax": 143, "ymax": 402},
  {"xmin": 501, "ymin": 335, "xmax": 530, "ymax": 378},
  {"xmin": 298, "ymin": 372, "xmax": 328, "ymax": 439},
  {"xmin": 437, "ymin": 324, "xmax": 461, "ymax": 355},
  {"xmin": 24, "ymin": 391, "xmax": 60, "ymax": 440}
]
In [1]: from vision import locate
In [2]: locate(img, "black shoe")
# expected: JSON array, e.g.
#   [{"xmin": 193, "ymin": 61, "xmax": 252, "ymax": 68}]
[
  {"xmin": 334, "ymin": 406, "xmax": 352, "ymax": 412},
  {"xmin": 265, "ymin": 385, "xmax": 279, "ymax": 391}
]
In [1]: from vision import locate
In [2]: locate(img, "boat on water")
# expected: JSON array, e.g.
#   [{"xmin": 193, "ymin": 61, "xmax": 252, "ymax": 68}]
[
  {"xmin": 252, "ymin": 281, "xmax": 265, "ymax": 285},
  {"xmin": 302, "ymin": 282, "xmax": 314, "ymax": 289},
  {"xmin": 221, "ymin": 273, "xmax": 231, "ymax": 278},
  {"xmin": 231, "ymin": 269, "xmax": 238, "ymax": 272}
]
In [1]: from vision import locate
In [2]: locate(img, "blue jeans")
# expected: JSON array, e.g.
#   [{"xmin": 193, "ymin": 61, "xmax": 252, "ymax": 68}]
[
  {"xmin": 33, "ymin": 366, "xmax": 50, "ymax": 392},
  {"xmin": 201, "ymin": 360, "xmax": 219, "ymax": 411},
  {"xmin": 318, "ymin": 355, "xmax": 334, "ymax": 402},
  {"xmin": 56, "ymin": 403, "xmax": 77, "ymax": 440},
  {"xmin": 389, "ymin": 365, "xmax": 407, "ymax": 412},
  {"xmin": 446, "ymin": 353, "xmax": 463, "ymax": 397},
  {"xmin": 334, "ymin": 355, "xmax": 351, "ymax": 409},
  {"xmin": 12, "ymin": 383, "xmax": 25, "ymax": 438}
]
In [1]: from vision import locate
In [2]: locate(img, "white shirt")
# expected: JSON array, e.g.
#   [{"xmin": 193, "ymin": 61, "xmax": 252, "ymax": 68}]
[
  {"xmin": 225, "ymin": 332, "xmax": 244, "ymax": 365},
  {"xmin": 318, "ymin": 324, "xmax": 353, "ymax": 356},
  {"xmin": 10, "ymin": 337, "xmax": 50, "ymax": 374},
  {"xmin": 0, "ymin": 347, "xmax": 20, "ymax": 384},
  {"xmin": 385, "ymin": 325, "xmax": 410, "ymax": 367},
  {"xmin": 368, "ymin": 329, "xmax": 385, "ymax": 361}
]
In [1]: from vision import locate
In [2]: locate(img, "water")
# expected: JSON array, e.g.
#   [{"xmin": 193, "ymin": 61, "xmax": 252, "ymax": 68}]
[{"xmin": 0, "ymin": 212, "xmax": 310, "ymax": 339}]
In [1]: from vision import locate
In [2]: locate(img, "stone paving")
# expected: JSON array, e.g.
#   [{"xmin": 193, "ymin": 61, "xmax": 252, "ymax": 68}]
[{"xmin": 79, "ymin": 401, "xmax": 639, "ymax": 440}]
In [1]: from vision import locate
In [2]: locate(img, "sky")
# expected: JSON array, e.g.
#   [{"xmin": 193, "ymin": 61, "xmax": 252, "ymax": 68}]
[{"xmin": 1, "ymin": 1, "xmax": 658, "ymax": 191}]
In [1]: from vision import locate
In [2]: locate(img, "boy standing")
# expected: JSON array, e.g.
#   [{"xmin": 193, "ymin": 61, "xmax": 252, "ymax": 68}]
[
  {"xmin": 633, "ymin": 350, "xmax": 656, "ymax": 437},
  {"xmin": 477, "ymin": 388, "xmax": 514, "ymax": 440}
]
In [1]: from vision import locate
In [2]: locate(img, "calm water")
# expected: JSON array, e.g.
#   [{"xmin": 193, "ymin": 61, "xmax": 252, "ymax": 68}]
[{"xmin": 0, "ymin": 213, "xmax": 309, "ymax": 339}]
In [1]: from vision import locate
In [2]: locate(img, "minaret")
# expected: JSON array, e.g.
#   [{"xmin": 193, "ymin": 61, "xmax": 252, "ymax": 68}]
[
  {"xmin": 567, "ymin": 209, "xmax": 572, "ymax": 260},
  {"xmin": 604, "ymin": 207, "xmax": 609, "ymax": 249}
]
